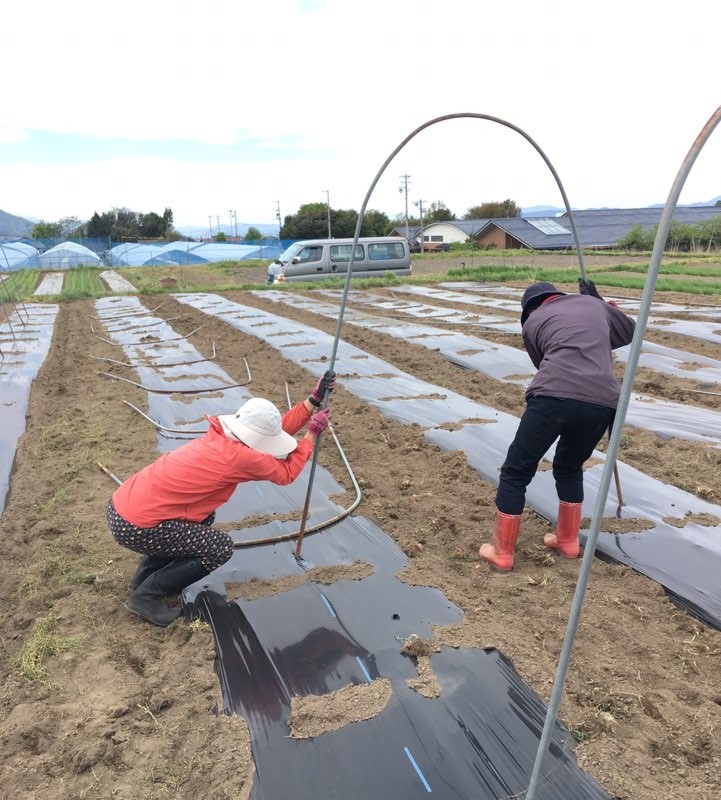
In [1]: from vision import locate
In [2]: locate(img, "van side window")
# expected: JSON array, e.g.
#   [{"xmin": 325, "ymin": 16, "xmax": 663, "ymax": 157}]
[
  {"xmin": 368, "ymin": 242, "xmax": 404, "ymax": 261},
  {"xmin": 298, "ymin": 246, "xmax": 323, "ymax": 263},
  {"xmin": 329, "ymin": 244, "xmax": 365, "ymax": 262}
]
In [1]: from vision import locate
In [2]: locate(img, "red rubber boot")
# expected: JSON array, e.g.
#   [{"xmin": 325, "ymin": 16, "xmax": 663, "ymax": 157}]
[
  {"xmin": 544, "ymin": 501, "xmax": 582, "ymax": 558},
  {"xmin": 479, "ymin": 511, "xmax": 522, "ymax": 571}
]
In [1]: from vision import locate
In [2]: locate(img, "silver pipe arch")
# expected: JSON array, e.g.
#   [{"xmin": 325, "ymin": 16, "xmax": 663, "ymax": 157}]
[
  {"xmin": 526, "ymin": 103, "xmax": 721, "ymax": 799},
  {"xmin": 296, "ymin": 111, "xmax": 587, "ymax": 555}
]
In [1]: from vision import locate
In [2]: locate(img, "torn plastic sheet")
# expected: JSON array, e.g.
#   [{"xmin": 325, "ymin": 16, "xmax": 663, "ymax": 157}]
[
  {"xmin": 176, "ymin": 292, "xmax": 721, "ymax": 629},
  {"xmin": 400, "ymin": 283, "xmax": 721, "ymax": 347},
  {"xmin": 261, "ymin": 290, "xmax": 721, "ymax": 449},
  {"xmin": 321, "ymin": 290, "xmax": 721, "ymax": 394},
  {"xmin": 94, "ymin": 297, "xmax": 345, "ymax": 523},
  {"xmin": 645, "ymin": 315, "xmax": 721, "ymax": 345},
  {"xmin": 0, "ymin": 304, "xmax": 59, "ymax": 515},
  {"xmin": 348, "ymin": 290, "xmax": 521, "ymax": 332},
  {"xmin": 433, "ymin": 282, "xmax": 721, "ymax": 318},
  {"xmin": 95, "ymin": 297, "xmax": 253, "ymax": 448},
  {"xmin": 616, "ymin": 339, "xmax": 721, "ymax": 384},
  {"xmin": 427, "ymin": 423, "xmax": 721, "ymax": 628},
  {"xmin": 362, "ymin": 286, "xmax": 721, "ymax": 381},
  {"xmin": 186, "ymin": 515, "xmax": 609, "ymax": 800},
  {"xmin": 398, "ymin": 282, "xmax": 525, "ymax": 313},
  {"xmin": 399, "ymin": 285, "xmax": 721, "ymax": 383}
]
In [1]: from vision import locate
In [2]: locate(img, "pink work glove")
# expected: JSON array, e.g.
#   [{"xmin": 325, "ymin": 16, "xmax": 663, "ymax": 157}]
[
  {"xmin": 308, "ymin": 407, "xmax": 331, "ymax": 438},
  {"xmin": 309, "ymin": 370, "xmax": 337, "ymax": 408}
]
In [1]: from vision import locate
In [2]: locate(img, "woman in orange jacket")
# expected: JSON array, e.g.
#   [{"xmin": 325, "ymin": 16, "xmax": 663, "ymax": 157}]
[{"xmin": 107, "ymin": 372, "xmax": 335, "ymax": 625}]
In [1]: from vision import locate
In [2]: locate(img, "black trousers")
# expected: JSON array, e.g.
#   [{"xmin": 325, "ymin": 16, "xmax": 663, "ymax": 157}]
[{"xmin": 495, "ymin": 395, "xmax": 615, "ymax": 515}]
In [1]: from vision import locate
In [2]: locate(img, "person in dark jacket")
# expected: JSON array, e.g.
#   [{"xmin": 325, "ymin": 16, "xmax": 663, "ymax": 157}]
[
  {"xmin": 479, "ymin": 280, "xmax": 636, "ymax": 571},
  {"xmin": 107, "ymin": 371, "xmax": 336, "ymax": 625}
]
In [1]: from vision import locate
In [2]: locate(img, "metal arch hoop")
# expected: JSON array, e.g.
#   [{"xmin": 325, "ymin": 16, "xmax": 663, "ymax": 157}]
[
  {"xmin": 97, "ymin": 355, "xmax": 251, "ymax": 394},
  {"xmin": 526, "ymin": 104, "xmax": 721, "ymax": 800},
  {"xmin": 294, "ymin": 111, "xmax": 588, "ymax": 559}
]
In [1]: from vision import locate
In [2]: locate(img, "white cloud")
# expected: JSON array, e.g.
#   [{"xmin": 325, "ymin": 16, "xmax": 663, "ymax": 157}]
[
  {"xmin": 2, "ymin": 1, "xmax": 720, "ymax": 225},
  {"xmin": 0, "ymin": 128, "xmax": 28, "ymax": 145}
]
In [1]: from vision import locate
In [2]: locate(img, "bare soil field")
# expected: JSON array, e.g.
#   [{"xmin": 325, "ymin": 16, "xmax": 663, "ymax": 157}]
[{"xmin": 1, "ymin": 258, "xmax": 720, "ymax": 799}]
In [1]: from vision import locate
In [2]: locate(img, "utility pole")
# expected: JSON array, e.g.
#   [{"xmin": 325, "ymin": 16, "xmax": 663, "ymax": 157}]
[
  {"xmin": 216, "ymin": 215, "xmax": 221, "ymax": 237},
  {"xmin": 323, "ymin": 190, "xmax": 332, "ymax": 238},
  {"xmin": 414, "ymin": 199, "xmax": 426, "ymax": 251},
  {"xmin": 208, "ymin": 215, "xmax": 212, "ymax": 240},
  {"xmin": 274, "ymin": 201, "xmax": 282, "ymax": 237},
  {"xmin": 229, "ymin": 210, "xmax": 233, "ymax": 240},
  {"xmin": 399, "ymin": 174, "xmax": 411, "ymax": 243}
]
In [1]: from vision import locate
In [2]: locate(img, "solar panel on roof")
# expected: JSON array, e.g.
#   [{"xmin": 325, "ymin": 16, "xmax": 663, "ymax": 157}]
[{"xmin": 526, "ymin": 218, "xmax": 570, "ymax": 235}]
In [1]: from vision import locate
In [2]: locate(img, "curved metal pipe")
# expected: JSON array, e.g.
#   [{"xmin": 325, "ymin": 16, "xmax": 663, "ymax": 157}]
[
  {"xmin": 526, "ymin": 103, "xmax": 721, "ymax": 800},
  {"xmin": 294, "ymin": 111, "xmax": 587, "ymax": 559},
  {"xmin": 90, "ymin": 317, "xmax": 182, "ymax": 333},
  {"xmin": 88, "ymin": 341, "xmax": 218, "ymax": 368},
  {"xmin": 92, "ymin": 303, "xmax": 166, "ymax": 321},
  {"xmin": 91, "ymin": 324, "xmax": 205, "ymax": 345},
  {"xmin": 233, "ymin": 423, "xmax": 362, "ymax": 549},
  {"xmin": 98, "ymin": 365, "xmax": 250, "ymax": 395},
  {"xmin": 108, "ymin": 398, "xmax": 363, "ymax": 548},
  {"xmin": 123, "ymin": 400, "xmax": 206, "ymax": 435}
]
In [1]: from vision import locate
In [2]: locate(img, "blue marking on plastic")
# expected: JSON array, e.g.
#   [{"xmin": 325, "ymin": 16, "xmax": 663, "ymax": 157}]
[
  {"xmin": 355, "ymin": 656, "xmax": 372, "ymax": 683},
  {"xmin": 319, "ymin": 592, "xmax": 337, "ymax": 618},
  {"xmin": 404, "ymin": 747, "xmax": 432, "ymax": 792}
]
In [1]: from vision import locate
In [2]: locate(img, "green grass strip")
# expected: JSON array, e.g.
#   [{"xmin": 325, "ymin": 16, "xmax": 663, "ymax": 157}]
[
  {"xmin": 0, "ymin": 269, "xmax": 40, "ymax": 299},
  {"xmin": 605, "ymin": 263, "xmax": 721, "ymax": 277}
]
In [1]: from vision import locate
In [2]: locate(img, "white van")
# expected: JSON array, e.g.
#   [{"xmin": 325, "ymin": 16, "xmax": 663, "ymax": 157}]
[{"xmin": 266, "ymin": 237, "xmax": 412, "ymax": 284}]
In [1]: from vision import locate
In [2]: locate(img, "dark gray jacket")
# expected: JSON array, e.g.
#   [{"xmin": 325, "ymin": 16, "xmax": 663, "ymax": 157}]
[{"xmin": 522, "ymin": 294, "xmax": 636, "ymax": 408}]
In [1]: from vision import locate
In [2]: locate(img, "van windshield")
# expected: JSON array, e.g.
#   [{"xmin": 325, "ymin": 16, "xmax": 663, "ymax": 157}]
[
  {"xmin": 278, "ymin": 243, "xmax": 326, "ymax": 265},
  {"xmin": 277, "ymin": 243, "xmax": 304, "ymax": 265},
  {"xmin": 278, "ymin": 242, "xmax": 301, "ymax": 264}
]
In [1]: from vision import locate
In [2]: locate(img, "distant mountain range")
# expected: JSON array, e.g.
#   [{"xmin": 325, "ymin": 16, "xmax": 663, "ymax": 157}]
[
  {"xmin": 175, "ymin": 222, "xmax": 280, "ymax": 239},
  {"xmin": 2, "ymin": 199, "xmax": 720, "ymax": 238},
  {"xmin": 0, "ymin": 209, "xmax": 33, "ymax": 237}
]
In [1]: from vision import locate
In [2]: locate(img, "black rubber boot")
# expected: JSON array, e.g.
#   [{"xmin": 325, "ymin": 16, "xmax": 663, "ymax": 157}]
[
  {"xmin": 125, "ymin": 559, "xmax": 210, "ymax": 626},
  {"xmin": 129, "ymin": 555, "xmax": 174, "ymax": 590}
]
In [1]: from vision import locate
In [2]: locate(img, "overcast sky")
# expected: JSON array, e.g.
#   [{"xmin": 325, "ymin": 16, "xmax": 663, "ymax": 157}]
[{"xmin": 1, "ymin": 0, "xmax": 719, "ymax": 232}]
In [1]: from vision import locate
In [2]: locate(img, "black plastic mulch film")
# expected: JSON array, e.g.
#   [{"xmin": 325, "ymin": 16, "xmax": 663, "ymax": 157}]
[
  {"xmin": 248, "ymin": 287, "xmax": 721, "ymax": 629},
  {"xmin": 89, "ymin": 294, "xmax": 612, "ymax": 798},
  {"xmin": 190, "ymin": 519, "xmax": 607, "ymax": 799},
  {"xmin": 174, "ymin": 292, "xmax": 721, "ymax": 629},
  {"xmin": 0, "ymin": 286, "xmax": 715, "ymax": 796}
]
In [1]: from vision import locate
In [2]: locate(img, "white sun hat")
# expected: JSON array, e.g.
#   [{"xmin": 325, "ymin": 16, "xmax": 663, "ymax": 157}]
[{"xmin": 218, "ymin": 398, "xmax": 298, "ymax": 457}]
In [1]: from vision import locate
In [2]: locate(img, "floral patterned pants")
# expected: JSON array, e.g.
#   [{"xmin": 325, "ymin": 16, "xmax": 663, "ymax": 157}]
[{"xmin": 106, "ymin": 500, "xmax": 233, "ymax": 572}]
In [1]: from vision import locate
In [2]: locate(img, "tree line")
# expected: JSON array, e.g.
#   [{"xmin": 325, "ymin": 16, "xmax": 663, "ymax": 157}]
[
  {"xmin": 279, "ymin": 199, "xmax": 521, "ymax": 239},
  {"xmin": 30, "ymin": 198, "xmax": 523, "ymax": 244},
  {"xmin": 31, "ymin": 207, "xmax": 183, "ymax": 242},
  {"xmin": 619, "ymin": 217, "xmax": 721, "ymax": 252}
]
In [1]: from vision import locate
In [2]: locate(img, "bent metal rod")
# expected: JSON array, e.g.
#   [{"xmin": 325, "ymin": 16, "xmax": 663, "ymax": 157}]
[
  {"xmin": 525, "ymin": 104, "xmax": 721, "ymax": 800},
  {"xmin": 294, "ymin": 110, "xmax": 587, "ymax": 559},
  {"xmin": 95, "ymin": 418, "xmax": 361, "ymax": 550}
]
